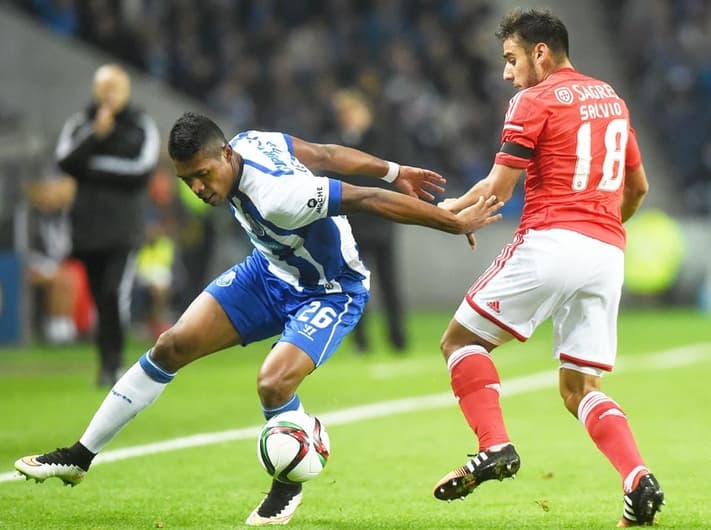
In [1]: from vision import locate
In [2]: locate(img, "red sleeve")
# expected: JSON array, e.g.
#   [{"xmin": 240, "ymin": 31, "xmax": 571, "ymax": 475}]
[
  {"xmin": 494, "ymin": 90, "xmax": 548, "ymax": 168},
  {"xmin": 495, "ymin": 150, "xmax": 529, "ymax": 169},
  {"xmin": 625, "ymin": 126, "xmax": 642, "ymax": 170}
]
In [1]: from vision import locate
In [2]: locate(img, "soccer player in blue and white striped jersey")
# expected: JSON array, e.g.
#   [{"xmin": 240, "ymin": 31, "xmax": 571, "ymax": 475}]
[{"xmin": 16, "ymin": 112, "xmax": 503, "ymax": 526}]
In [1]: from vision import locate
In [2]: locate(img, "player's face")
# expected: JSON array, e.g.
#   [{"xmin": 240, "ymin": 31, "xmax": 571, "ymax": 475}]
[
  {"xmin": 173, "ymin": 144, "xmax": 237, "ymax": 206},
  {"xmin": 502, "ymin": 37, "xmax": 539, "ymax": 89}
]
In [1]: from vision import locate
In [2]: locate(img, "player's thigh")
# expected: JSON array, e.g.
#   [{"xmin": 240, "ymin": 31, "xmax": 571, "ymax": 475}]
[
  {"xmin": 552, "ymin": 237, "xmax": 624, "ymax": 371},
  {"xmin": 206, "ymin": 256, "xmax": 305, "ymax": 346},
  {"xmin": 281, "ymin": 292, "xmax": 368, "ymax": 368},
  {"xmin": 455, "ymin": 230, "xmax": 563, "ymax": 345},
  {"xmin": 153, "ymin": 291, "xmax": 241, "ymax": 370}
]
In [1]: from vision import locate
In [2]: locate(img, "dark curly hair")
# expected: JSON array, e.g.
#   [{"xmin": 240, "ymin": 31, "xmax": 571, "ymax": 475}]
[
  {"xmin": 168, "ymin": 111, "xmax": 227, "ymax": 161},
  {"xmin": 496, "ymin": 8, "xmax": 569, "ymax": 58}
]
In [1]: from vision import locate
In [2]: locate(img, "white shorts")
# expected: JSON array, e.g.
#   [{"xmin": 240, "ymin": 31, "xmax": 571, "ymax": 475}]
[{"xmin": 454, "ymin": 228, "xmax": 624, "ymax": 372}]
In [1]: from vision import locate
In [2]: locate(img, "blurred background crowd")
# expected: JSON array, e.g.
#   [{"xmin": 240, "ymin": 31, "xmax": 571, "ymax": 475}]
[
  {"xmin": 17, "ymin": 0, "xmax": 509, "ymax": 198},
  {"xmin": 2, "ymin": 0, "xmax": 710, "ymax": 349},
  {"xmin": 603, "ymin": 0, "xmax": 711, "ymax": 216}
]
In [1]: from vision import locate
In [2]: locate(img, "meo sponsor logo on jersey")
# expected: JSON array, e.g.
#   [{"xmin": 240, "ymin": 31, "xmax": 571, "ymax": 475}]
[
  {"xmin": 307, "ymin": 185, "xmax": 326, "ymax": 213},
  {"xmin": 554, "ymin": 87, "xmax": 574, "ymax": 105}
]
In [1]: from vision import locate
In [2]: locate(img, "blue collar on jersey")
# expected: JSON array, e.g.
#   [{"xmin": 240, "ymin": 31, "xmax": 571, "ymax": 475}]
[{"xmin": 228, "ymin": 152, "xmax": 244, "ymax": 200}]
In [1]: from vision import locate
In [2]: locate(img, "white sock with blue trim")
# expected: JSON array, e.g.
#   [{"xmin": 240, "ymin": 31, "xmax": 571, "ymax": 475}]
[
  {"xmin": 262, "ymin": 394, "xmax": 303, "ymax": 420},
  {"xmin": 79, "ymin": 351, "xmax": 175, "ymax": 453}
]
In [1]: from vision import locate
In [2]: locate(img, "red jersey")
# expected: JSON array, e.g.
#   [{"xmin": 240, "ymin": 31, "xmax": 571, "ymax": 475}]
[{"xmin": 495, "ymin": 68, "xmax": 641, "ymax": 249}]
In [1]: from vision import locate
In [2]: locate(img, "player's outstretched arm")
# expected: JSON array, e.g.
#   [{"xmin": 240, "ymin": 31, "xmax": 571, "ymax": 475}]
[
  {"xmin": 439, "ymin": 164, "xmax": 522, "ymax": 215},
  {"xmin": 291, "ymin": 137, "xmax": 445, "ymax": 201},
  {"xmin": 340, "ymin": 182, "xmax": 503, "ymax": 239},
  {"xmin": 437, "ymin": 163, "xmax": 521, "ymax": 249}
]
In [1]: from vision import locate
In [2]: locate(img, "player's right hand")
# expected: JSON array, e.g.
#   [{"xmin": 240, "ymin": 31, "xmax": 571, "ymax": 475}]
[
  {"xmin": 394, "ymin": 165, "xmax": 446, "ymax": 202},
  {"xmin": 456, "ymin": 195, "xmax": 503, "ymax": 249}
]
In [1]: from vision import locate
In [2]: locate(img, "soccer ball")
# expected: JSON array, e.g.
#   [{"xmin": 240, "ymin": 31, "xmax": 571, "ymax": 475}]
[{"xmin": 257, "ymin": 410, "xmax": 330, "ymax": 484}]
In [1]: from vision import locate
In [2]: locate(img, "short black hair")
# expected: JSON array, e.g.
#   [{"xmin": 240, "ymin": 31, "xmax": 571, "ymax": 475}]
[
  {"xmin": 168, "ymin": 111, "xmax": 227, "ymax": 161},
  {"xmin": 496, "ymin": 8, "xmax": 569, "ymax": 57}
]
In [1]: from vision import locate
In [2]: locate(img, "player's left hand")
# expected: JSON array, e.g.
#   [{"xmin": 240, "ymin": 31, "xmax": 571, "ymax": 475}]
[
  {"xmin": 437, "ymin": 197, "xmax": 460, "ymax": 213},
  {"xmin": 394, "ymin": 166, "xmax": 446, "ymax": 202}
]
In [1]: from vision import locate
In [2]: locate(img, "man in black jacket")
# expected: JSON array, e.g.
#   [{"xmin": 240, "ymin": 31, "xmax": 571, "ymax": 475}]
[
  {"xmin": 330, "ymin": 89, "xmax": 408, "ymax": 352},
  {"xmin": 56, "ymin": 63, "xmax": 160, "ymax": 386}
]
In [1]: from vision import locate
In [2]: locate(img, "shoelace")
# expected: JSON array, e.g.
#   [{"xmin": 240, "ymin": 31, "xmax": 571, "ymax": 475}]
[{"xmin": 37, "ymin": 448, "xmax": 72, "ymax": 465}]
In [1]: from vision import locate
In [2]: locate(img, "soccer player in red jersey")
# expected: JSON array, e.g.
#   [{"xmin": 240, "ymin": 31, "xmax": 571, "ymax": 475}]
[{"xmin": 432, "ymin": 9, "xmax": 663, "ymax": 527}]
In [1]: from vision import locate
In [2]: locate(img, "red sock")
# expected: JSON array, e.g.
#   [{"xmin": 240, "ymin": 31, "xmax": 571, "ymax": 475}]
[
  {"xmin": 448, "ymin": 346, "xmax": 510, "ymax": 451},
  {"xmin": 578, "ymin": 391, "xmax": 647, "ymax": 492}
]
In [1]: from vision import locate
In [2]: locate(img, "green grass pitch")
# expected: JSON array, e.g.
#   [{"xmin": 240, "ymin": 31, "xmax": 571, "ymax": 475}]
[{"xmin": 1, "ymin": 309, "xmax": 709, "ymax": 529}]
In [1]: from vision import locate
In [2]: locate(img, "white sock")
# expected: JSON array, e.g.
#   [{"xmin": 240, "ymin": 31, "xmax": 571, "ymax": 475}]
[
  {"xmin": 79, "ymin": 361, "xmax": 167, "ymax": 453},
  {"xmin": 45, "ymin": 316, "xmax": 77, "ymax": 344}
]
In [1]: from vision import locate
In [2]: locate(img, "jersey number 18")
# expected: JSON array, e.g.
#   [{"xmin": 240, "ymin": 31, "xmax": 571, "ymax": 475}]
[{"xmin": 572, "ymin": 118, "xmax": 628, "ymax": 192}]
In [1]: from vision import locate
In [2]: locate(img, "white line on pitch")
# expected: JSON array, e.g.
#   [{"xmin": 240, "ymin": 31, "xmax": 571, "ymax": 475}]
[{"xmin": 2, "ymin": 343, "xmax": 708, "ymax": 484}]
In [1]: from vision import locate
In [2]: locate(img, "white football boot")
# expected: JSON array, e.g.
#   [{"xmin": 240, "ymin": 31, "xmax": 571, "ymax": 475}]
[{"xmin": 246, "ymin": 480, "xmax": 303, "ymax": 526}]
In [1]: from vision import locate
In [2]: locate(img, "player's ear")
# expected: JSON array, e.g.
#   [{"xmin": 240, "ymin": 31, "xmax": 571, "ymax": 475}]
[
  {"xmin": 534, "ymin": 43, "xmax": 546, "ymax": 63},
  {"xmin": 223, "ymin": 143, "xmax": 233, "ymax": 161}
]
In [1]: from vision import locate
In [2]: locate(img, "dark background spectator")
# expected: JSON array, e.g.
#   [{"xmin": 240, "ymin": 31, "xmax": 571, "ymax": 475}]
[
  {"xmin": 329, "ymin": 87, "xmax": 408, "ymax": 353},
  {"xmin": 15, "ymin": 0, "xmax": 509, "ymax": 201},
  {"xmin": 25, "ymin": 168, "xmax": 95, "ymax": 345},
  {"xmin": 54, "ymin": 63, "xmax": 160, "ymax": 386},
  {"xmin": 16, "ymin": 1, "xmax": 711, "ymax": 215},
  {"xmin": 603, "ymin": 0, "xmax": 711, "ymax": 215},
  {"xmin": 14, "ymin": 0, "xmax": 710, "ymax": 327}
]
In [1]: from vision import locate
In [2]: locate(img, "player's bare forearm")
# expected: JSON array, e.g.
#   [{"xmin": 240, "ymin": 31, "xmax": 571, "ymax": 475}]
[
  {"xmin": 293, "ymin": 138, "xmax": 389, "ymax": 178},
  {"xmin": 292, "ymin": 137, "xmax": 445, "ymax": 201},
  {"xmin": 340, "ymin": 184, "xmax": 503, "ymax": 235},
  {"xmin": 446, "ymin": 180, "xmax": 495, "ymax": 213},
  {"xmin": 440, "ymin": 164, "xmax": 521, "ymax": 213}
]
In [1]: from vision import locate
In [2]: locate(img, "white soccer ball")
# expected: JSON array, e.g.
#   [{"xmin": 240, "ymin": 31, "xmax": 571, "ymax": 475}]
[{"xmin": 257, "ymin": 410, "xmax": 330, "ymax": 484}]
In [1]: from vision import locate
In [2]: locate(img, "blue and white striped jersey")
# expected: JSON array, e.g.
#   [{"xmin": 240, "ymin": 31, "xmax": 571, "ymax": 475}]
[{"xmin": 228, "ymin": 130, "xmax": 370, "ymax": 295}]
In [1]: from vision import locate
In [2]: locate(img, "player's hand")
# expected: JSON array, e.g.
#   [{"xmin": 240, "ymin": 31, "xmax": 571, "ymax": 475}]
[
  {"xmin": 95, "ymin": 105, "xmax": 115, "ymax": 139},
  {"xmin": 456, "ymin": 195, "xmax": 504, "ymax": 249},
  {"xmin": 437, "ymin": 197, "xmax": 460, "ymax": 213},
  {"xmin": 394, "ymin": 166, "xmax": 446, "ymax": 202}
]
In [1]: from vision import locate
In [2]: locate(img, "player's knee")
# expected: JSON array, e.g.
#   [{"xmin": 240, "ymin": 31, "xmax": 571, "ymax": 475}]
[
  {"xmin": 559, "ymin": 368, "xmax": 602, "ymax": 418},
  {"xmin": 439, "ymin": 332, "xmax": 489, "ymax": 361},
  {"xmin": 559, "ymin": 384, "xmax": 600, "ymax": 417},
  {"xmin": 439, "ymin": 332, "xmax": 457, "ymax": 360},
  {"xmin": 560, "ymin": 389, "xmax": 583, "ymax": 416},
  {"xmin": 151, "ymin": 326, "xmax": 188, "ymax": 372},
  {"xmin": 257, "ymin": 369, "xmax": 293, "ymax": 408}
]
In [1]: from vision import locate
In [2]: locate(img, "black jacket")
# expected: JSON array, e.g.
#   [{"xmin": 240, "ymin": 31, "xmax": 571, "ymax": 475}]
[{"xmin": 55, "ymin": 103, "xmax": 160, "ymax": 252}]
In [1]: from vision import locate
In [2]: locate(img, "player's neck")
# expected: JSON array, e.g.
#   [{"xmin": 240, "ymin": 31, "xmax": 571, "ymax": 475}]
[
  {"xmin": 542, "ymin": 59, "xmax": 574, "ymax": 81},
  {"xmin": 229, "ymin": 153, "xmax": 244, "ymax": 197}
]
